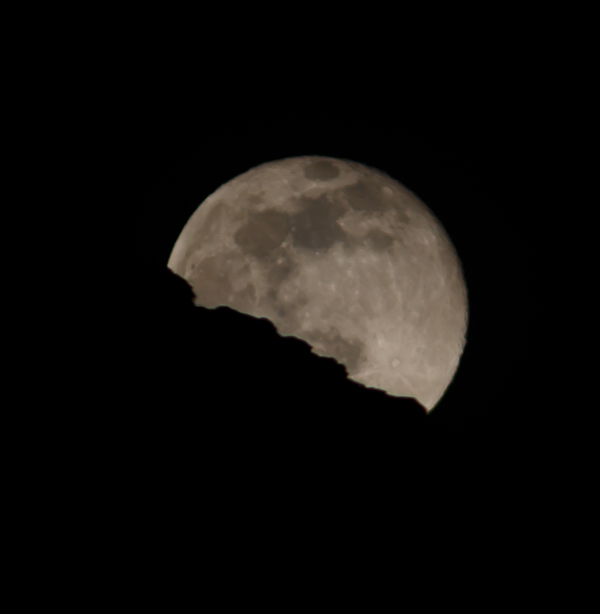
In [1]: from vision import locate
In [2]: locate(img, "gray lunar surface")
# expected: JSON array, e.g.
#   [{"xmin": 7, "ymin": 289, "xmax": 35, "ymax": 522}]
[{"xmin": 168, "ymin": 156, "xmax": 468, "ymax": 410}]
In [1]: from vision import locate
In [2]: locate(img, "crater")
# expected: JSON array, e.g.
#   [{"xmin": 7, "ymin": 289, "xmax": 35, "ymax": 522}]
[{"xmin": 303, "ymin": 159, "xmax": 341, "ymax": 181}]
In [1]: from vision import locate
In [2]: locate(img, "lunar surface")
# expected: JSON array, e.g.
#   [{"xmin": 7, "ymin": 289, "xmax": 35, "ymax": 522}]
[{"xmin": 168, "ymin": 156, "xmax": 468, "ymax": 411}]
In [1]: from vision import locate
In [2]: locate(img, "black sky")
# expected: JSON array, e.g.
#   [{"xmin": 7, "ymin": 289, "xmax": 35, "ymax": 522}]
[
  {"xmin": 77, "ymin": 7, "xmax": 574, "ymax": 484},
  {"xmin": 30, "ymin": 13, "xmax": 590, "ymax": 597}
]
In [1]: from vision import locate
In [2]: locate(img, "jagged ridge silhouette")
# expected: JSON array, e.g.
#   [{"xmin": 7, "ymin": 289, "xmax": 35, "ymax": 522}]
[{"xmin": 107, "ymin": 263, "xmax": 428, "ymax": 462}]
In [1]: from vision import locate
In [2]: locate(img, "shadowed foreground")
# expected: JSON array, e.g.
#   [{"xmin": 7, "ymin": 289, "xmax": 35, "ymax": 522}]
[
  {"xmin": 18, "ymin": 255, "xmax": 584, "ymax": 606},
  {"xmin": 111, "ymin": 264, "xmax": 429, "ymax": 462}
]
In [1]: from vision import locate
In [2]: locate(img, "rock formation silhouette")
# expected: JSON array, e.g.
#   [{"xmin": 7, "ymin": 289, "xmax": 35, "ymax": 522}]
[
  {"xmin": 114, "ymin": 263, "xmax": 428, "ymax": 452},
  {"xmin": 62, "ymin": 260, "xmax": 436, "ymax": 533}
]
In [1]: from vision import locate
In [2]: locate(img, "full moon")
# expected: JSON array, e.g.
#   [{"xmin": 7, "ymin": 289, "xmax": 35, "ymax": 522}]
[{"xmin": 167, "ymin": 156, "xmax": 468, "ymax": 411}]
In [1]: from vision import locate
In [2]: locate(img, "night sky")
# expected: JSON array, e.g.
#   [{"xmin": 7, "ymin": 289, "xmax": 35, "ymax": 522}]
[{"xmin": 37, "ymin": 14, "xmax": 589, "ymax": 599}]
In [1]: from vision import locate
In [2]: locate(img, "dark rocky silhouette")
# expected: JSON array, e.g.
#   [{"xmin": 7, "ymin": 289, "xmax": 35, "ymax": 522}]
[
  {"xmin": 57, "ymin": 261, "xmax": 444, "ymax": 533},
  {"xmin": 109, "ymin": 263, "xmax": 429, "ymax": 460}
]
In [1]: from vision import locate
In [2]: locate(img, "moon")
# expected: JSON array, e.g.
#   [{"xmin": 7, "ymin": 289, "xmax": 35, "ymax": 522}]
[{"xmin": 167, "ymin": 156, "xmax": 468, "ymax": 411}]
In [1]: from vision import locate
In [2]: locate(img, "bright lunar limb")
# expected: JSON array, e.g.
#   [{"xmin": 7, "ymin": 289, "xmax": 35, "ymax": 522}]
[{"xmin": 167, "ymin": 156, "xmax": 468, "ymax": 411}]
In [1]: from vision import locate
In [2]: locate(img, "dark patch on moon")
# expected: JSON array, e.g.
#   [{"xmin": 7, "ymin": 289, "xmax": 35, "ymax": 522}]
[
  {"xmin": 265, "ymin": 248, "xmax": 297, "ymax": 288},
  {"xmin": 246, "ymin": 193, "xmax": 265, "ymax": 206},
  {"xmin": 307, "ymin": 328, "xmax": 365, "ymax": 373},
  {"xmin": 342, "ymin": 234, "xmax": 364, "ymax": 253},
  {"xmin": 272, "ymin": 289, "xmax": 309, "ymax": 328},
  {"xmin": 290, "ymin": 194, "xmax": 347, "ymax": 250},
  {"xmin": 275, "ymin": 303, "xmax": 300, "ymax": 328},
  {"xmin": 366, "ymin": 228, "xmax": 395, "ymax": 250},
  {"xmin": 276, "ymin": 304, "xmax": 291, "ymax": 319},
  {"xmin": 234, "ymin": 210, "xmax": 290, "ymax": 258},
  {"xmin": 392, "ymin": 208, "xmax": 411, "ymax": 225},
  {"xmin": 342, "ymin": 179, "xmax": 394, "ymax": 213},
  {"xmin": 303, "ymin": 159, "xmax": 341, "ymax": 181}
]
